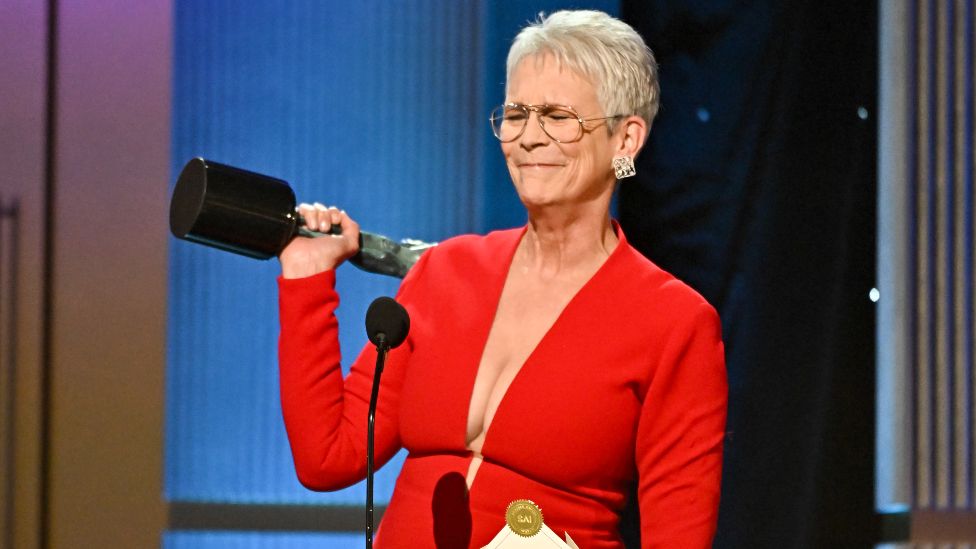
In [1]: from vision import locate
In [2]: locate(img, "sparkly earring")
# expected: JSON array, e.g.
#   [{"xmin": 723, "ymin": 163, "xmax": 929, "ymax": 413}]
[{"xmin": 612, "ymin": 156, "xmax": 636, "ymax": 179}]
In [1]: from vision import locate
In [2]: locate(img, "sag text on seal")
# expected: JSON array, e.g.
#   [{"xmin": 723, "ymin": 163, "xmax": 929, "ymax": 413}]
[{"xmin": 505, "ymin": 500, "xmax": 544, "ymax": 537}]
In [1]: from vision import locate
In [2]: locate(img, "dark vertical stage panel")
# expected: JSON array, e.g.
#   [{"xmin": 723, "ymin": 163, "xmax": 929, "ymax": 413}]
[
  {"xmin": 40, "ymin": 0, "xmax": 57, "ymax": 546},
  {"xmin": 0, "ymin": 198, "xmax": 19, "ymax": 549},
  {"xmin": 621, "ymin": 2, "xmax": 877, "ymax": 547}
]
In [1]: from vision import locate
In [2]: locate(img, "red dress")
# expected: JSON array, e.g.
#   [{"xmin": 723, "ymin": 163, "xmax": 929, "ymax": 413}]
[{"xmin": 278, "ymin": 226, "xmax": 727, "ymax": 548}]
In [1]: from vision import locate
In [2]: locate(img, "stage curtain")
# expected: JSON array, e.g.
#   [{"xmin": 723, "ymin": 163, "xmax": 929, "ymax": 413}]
[{"xmin": 620, "ymin": 2, "xmax": 878, "ymax": 547}]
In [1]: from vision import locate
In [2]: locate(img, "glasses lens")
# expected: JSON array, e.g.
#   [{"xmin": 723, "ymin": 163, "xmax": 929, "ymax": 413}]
[
  {"xmin": 490, "ymin": 104, "xmax": 527, "ymax": 142},
  {"xmin": 489, "ymin": 105, "xmax": 584, "ymax": 143},
  {"xmin": 538, "ymin": 106, "xmax": 582, "ymax": 142}
]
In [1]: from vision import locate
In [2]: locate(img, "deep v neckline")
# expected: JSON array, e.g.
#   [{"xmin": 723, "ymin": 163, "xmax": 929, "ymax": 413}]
[{"xmin": 462, "ymin": 224, "xmax": 623, "ymax": 460}]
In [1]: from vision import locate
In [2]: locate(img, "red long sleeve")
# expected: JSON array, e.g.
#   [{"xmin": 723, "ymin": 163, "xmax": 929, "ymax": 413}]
[
  {"xmin": 277, "ymin": 251, "xmax": 430, "ymax": 490},
  {"xmin": 636, "ymin": 300, "xmax": 727, "ymax": 547}
]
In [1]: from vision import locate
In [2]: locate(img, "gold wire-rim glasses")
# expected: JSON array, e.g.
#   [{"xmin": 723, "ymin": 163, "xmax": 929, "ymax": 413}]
[{"xmin": 489, "ymin": 103, "xmax": 624, "ymax": 143}]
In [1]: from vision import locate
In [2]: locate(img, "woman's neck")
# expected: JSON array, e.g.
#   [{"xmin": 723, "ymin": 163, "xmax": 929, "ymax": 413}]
[{"xmin": 516, "ymin": 209, "xmax": 619, "ymax": 279}]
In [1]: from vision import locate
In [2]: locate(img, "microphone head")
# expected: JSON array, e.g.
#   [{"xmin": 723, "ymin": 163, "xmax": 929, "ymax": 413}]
[{"xmin": 365, "ymin": 297, "xmax": 410, "ymax": 350}]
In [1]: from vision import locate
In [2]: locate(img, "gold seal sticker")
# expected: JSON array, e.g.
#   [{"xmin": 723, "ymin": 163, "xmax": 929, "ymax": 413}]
[{"xmin": 505, "ymin": 499, "xmax": 543, "ymax": 537}]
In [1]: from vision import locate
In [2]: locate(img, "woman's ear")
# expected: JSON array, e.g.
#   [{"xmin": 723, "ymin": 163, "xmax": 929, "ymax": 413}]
[{"xmin": 615, "ymin": 115, "xmax": 648, "ymax": 158}]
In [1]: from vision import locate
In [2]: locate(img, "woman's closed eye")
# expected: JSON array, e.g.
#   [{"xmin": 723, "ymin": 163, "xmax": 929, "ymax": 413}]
[{"xmin": 543, "ymin": 111, "xmax": 575, "ymax": 124}]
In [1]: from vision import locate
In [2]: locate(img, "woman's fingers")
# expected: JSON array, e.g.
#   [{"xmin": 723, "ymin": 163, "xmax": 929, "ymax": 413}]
[
  {"xmin": 297, "ymin": 202, "xmax": 343, "ymax": 234},
  {"xmin": 337, "ymin": 209, "xmax": 360, "ymax": 247},
  {"xmin": 296, "ymin": 202, "xmax": 319, "ymax": 231},
  {"xmin": 325, "ymin": 205, "xmax": 342, "ymax": 229},
  {"xmin": 314, "ymin": 202, "xmax": 338, "ymax": 232},
  {"xmin": 280, "ymin": 203, "xmax": 360, "ymax": 279}
]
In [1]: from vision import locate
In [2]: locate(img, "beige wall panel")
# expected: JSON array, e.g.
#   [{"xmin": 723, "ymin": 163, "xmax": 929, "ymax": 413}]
[{"xmin": 48, "ymin": 0, "xmax": 171, "ymax": 546}]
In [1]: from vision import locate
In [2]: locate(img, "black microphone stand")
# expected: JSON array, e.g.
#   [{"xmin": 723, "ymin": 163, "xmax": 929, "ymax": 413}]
[
  {"xmin": 363, "ymin": 296, "xmax": 409, "ymax": 548},
  {"xmin": 366, "ymin": 334, "xmax": 389, "ymax": 549}
]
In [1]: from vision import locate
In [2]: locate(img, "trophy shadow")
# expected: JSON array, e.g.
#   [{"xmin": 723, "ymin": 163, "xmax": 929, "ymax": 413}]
[{"xmin": 431, "ymin": 471, "xmax": 473, "ymax": 548}]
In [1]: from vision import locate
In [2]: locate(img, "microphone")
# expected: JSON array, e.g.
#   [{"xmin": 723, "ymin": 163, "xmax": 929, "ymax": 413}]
[
  {"xmin": 363, "ymin": 296, "xmax": 409, "ymax": 548},
  {"xmin": 365, "ymin": 296, "xmax": 410, "ymax": 351},
  {"xmin": 169, "ymin": 157, "xmax": 435, "ymax": 278}
]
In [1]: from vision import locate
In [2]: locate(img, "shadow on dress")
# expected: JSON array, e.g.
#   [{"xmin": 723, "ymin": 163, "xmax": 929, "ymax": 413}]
[{"xmin": 431, "ymin": 471, "xmax": 473, "ymax": 548}]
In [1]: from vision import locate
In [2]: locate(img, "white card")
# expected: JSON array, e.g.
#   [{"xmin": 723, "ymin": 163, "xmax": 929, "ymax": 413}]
[{"xmin": 480, "ymin": 523, "xmax": 579, "ymax": 549}]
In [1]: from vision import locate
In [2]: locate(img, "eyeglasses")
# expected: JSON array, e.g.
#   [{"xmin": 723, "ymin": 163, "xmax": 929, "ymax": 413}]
[{"xmin": 489, "ymin": 103, "xmax": 622, "ymax": 143}]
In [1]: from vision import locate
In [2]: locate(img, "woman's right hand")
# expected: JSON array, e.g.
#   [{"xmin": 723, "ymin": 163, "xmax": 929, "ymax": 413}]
[{"xmin": 279, "ymin": 203, "xmax": 361, "ymax": 279}]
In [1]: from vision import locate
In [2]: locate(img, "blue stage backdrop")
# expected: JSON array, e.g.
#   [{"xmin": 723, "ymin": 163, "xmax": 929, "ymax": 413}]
[{"xmin": 165, "ymin": 0, "xmax": 617, "ymax": 543}]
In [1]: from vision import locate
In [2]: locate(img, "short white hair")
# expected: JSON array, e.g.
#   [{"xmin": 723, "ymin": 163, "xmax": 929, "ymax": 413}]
[{"xmin": 506, "ymin": 10, "xmax": 660, "ymax": 130}]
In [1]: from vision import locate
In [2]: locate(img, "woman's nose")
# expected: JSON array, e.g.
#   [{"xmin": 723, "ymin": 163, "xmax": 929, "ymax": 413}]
[{"xmin": 519, "ymin": 112, "xmax": 551, "ymax": 146}]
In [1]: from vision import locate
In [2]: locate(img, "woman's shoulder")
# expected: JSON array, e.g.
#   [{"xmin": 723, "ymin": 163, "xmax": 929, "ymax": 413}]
[
  {"xmin": 434, "ymin": 226, "xmax": 522, "ymax": 252},
  {"xmin": 613, "ymin": 241, "xmax": 717, "ymax": 319},
  {"xmin": 396, "ymin": 227, "xmax": 521, "ymax": 305},
  {"xmin": 420, "ymin": 226, "xmax": 523, "ymax": 270}
]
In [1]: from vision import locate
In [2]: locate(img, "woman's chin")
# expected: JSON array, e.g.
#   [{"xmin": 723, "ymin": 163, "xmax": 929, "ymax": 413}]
[
  {"xmin": 518, "ymin": 191, "xmax": 563, "ymax": 212},
  {"xmin": 515, "ymin": 178, "xmax": 561, "ymax": 202}
]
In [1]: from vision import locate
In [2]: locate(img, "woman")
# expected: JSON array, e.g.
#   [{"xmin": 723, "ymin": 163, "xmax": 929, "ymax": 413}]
[{"xmin": 277, "ymin": 10, "xmax": 726, "ymax": 548}]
